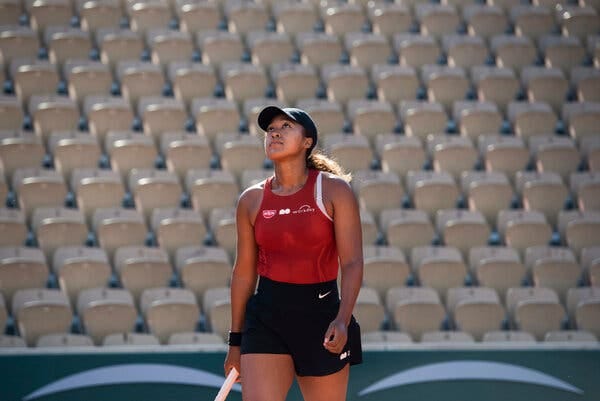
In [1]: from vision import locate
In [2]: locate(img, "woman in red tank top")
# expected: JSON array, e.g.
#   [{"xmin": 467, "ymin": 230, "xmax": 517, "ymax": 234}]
[{"xmin": 223, "ymin": 106, "xmax": 364, "ymax": 401}]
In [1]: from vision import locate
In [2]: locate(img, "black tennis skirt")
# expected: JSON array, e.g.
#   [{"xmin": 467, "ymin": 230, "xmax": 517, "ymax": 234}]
[{"xmin": 241, "ymin": 276, "xmax": 362, "ymax": 377}]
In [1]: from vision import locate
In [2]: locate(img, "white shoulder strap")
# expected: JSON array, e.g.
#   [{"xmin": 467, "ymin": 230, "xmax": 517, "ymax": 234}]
[{"xmin": 316, "ymin": 171, "xmax": 333, "ymax": 221}]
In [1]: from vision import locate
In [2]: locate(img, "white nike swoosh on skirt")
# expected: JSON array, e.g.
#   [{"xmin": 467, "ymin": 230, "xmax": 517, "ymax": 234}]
[{"xmin": 318, "ymin": 290, "xmax": 332, "ymax": 299}]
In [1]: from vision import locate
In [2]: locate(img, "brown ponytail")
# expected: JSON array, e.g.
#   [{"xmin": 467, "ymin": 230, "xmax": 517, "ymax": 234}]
[{"xmin": 306, "ymin": 150, "xmax": 352, "ymax": 182}]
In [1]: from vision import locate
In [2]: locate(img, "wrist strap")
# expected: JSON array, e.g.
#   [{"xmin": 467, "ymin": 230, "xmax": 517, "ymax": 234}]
[{"xmin": 228, "ymin": 331, "xmax": 242, "ymax": 346}]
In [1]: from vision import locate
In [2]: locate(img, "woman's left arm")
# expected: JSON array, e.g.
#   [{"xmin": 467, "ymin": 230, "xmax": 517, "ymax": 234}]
[{"xmin": 323, "ymin": 176, "xmax": 363, "ymax": 354}]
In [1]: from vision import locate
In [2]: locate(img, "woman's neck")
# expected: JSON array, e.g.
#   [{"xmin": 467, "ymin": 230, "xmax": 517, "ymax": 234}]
[{"xmin": 272, "ymin": 162, "xmax": 309, "ymax": 194}]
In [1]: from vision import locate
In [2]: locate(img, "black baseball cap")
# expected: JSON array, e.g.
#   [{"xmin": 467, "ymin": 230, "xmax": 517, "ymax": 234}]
[{"xmin": 257, "ymin": 106, "xmax": 318, "ymax": 153}]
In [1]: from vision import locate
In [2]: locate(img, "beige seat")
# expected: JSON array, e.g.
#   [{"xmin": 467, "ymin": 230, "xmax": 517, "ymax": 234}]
[
  {"xmin": 79, "ymin": 0, "xmax": 123, "ymax": 34},
  {"xmin": 498, "ymin": 210, "xmax": 553, "ymax": 255},
  {"xmin": 53, "ymin": 246, "xmax": 111, "ymax": 306},
  {"xmin": 13, "ymin": 167, "xmax": 68, "ymax": 221},
  {"xmin": 421, "ymin": 330, "xmax": 475, "ymax": 343},
  {"xmin": 479, "ymin": 135, "xmax": 530, "ymax": 182},
  {"xmin": 140, "ymin": 287, "xmax": 199, "ymax": 344},
  {"xmin": 375, "ymin": 134, "xmax": 425, "ymax": 178},
  {"xmin": 516, "ymin": 171, "xmax": 568, "ymax": 227},
  {"xmin": 540, "ymin": 35, "xmax": 586, "ymax": 77},
  {"xmin": 29, "ymin": 0, "xmax": 73, "ymax": 36},
  {"xmin": 220, "ymin": 61, "xmax": 268, "ymax": 104},
  {"xmin": 580, "ymin": 135, "xmax": 600, "ymax": 172},
  {"xmin": 453, "ymin": 101, "xmax": 502, "ymax": 140},
  {"xmin": 371, "ymin": 65, "xmax": 419, "ymax": 105},
  {"xmin": 461, "ymin": 171, "xmax": 514, "ymax": 226},
  {"xmin": 168, "ymin": 62, "xmax": 216, "ymax": 109},
  {"xmin": 168, "ymin": 331, "xmax": 226, "ymax": 345},
  {"xmin": 216, "ymin": 133, "xmax": 266, "ymax": 180},
  {"xmin": 128, "ymin": 168, "xmax": 182, "ymax": 222},
  {"xmin": 240, "ymin": 169, "xmax": 273, "ymax": 190},
  {"xmin": 29, "ymin": 95, "xmax": 79, "ymax": 145},
  {"xmin": 570, "ymin": 172, "xmax": 600, "ymax": 211},
  {"xmin": 367, "ymin": 3, "xmax": 413, "ymax": 42},
  {"xmin": 102, "ymin": 332, "xmax": 159, "ymax": 346},
  {"xmin": 344, "ymin": 32, "xmax": 392, "ymax": 70},
  {"xmin": 71, "ymin": 168, "xmax": 125, "ymax": 224},
  {"xmin": 544, "ymin": 330, "xmax": 598, "ymax": 343},
  {"xmin": 321, "ymin": 63, "xmax": 369, "ymax": 106},
  {"xmin": 12, "ymin": 288, "xmax": 72, "ymax": 347},
  {"xmin": 352, "ymin": 170, "xmax": 404, "ymax": 216},
  {"xmin": 117, "ymin": 61, "xmax": 165, "ymax": 108},
  {"xmin": 45, "ymin": 27, "xmax": 92, "ymax": 68},
  {"xmin": 128, "ymin": 0, "xmax": 172, "ymax": 35},
  {"xmin": 322, "ymin": 134, "xmax": 373, "ymax": 173},
  {"xmin": 203, "ymin": 286, "xmax": 230, "ymax": 340},
  {"xmin": 175, "ymin": 245, "xmax": 231, "ymax": 305},
  {"xmin": 381, "ymin": 208, "xmax": 435, "ymax": 254},
  {"xmin": 562, "ymin": 102, "xmax": 600, "ymax": 144},
  {"xmin": 0, "ymin": 27, "xmax": 39, "ymax": 72},
  {"xmin": 191, "ymin": 98, "xmax": 240, "ymax": 145},
  {"xmin": 177, "ymin": 0, "xmax": 220, "ymax": 34},
  {"xmin": 296, "ymin": 32, "xmax": 343, "ymax": 68},
  {"xmin": 225, "ymin": 1, "xmax": 269, "ymax": 35},
  {"xmin": 472, "ymin": 66, "xmax": 520, "ymax": 114},
  {"xmin": 411, "ymin": 246, "xmax": 468, "ymax": 297},
  {"xmin": 581, "ymin": 246, "xmax": 600, "ymax": 286},
  {"xmin": 353, "ymin": 286, "xmax": 386, "ymax": 333},
  {"xmin": 469, "ymin": 246, "xmax": 526, "ymax": 302},
  {"xmin": 363, "ymin": 245, "xmax": 411, "ymax": 299},
  {"xmin": 511, "ymin": 5, "xmax": 555, "ymax": 45},
  {"xmin": 361, "ymin": 330, "xmax": 413, "ymax": 345},
  {"xmin": 491, "ymin": 34, "xmax": 537, "ymax": 73},
  {"xmin": 567, "ymin": 287, "xmax": 600, "ymax": 338},
  {"xmin": 530, "ymin": 136, "xmax": 581, "ymax": 183},
  {"xmin": 506, "ymin": 286, "xmax": 566, "ymax": 340},
  {"xmin": 416, "ymin": 3, "xmax": 460, "ymax": 39},
  {"xmin": 436, "ymin": 209, "xmax": 491, "ymax": 257},
  {"xmin": 393, "ymin": 33, "xmax": 441, "ymax": 68},
  {"xmin": 13, "ymin": 60, "xmax": 59, "ymax": 108},
  {"xmin": 64, "ymin": 60, "xmax": 113, "ymax": 110},
  {"xmin": 558, "ymin": 210, "xmax": 600, "ymax": 254},
  {"xmin": 97, "ymin": 28, "xmax": 144, "ymax": 71},
  {"xmin": 321, "ymin": 3, "xmax": 365, "ymax": 38},
  {"xmin": 105, "ymin": 131, "xmax": 158, "ymax": 181},
  {"xmin": 161, "ymin": 133, "xmax": 211, "ymax": 181},
  {"xmin": 0, "ymin": 292, "xmax": 6, "ymax": 334},
  {"xmin": 0, "ymin": 95, "xmax": 24, "ymax": 132},
  {"xmin": 49, "ymin": 131, "xmax": 102, "ymax": 181},
  {"xmin": 521, "ymin": 66, "xmax": 569, "ymax": 114},
  {"xmin": 386, "ymin": 286, "xmax": 446, "ymax": 341},
  {"xmin": 36, "ymin": 333, "xmax": 94, "ymax": 347},
  {"xmin": 93, "ymin": 207, "xmax": 147, "ymax": 257},
  {"xmin": 399, "ymin": 101, "xmax": 448, "ymax": 142},
  {"xmin": 347, "ymin": 99, "xmax": 396, "ymax": 144},
  {"xmin": 0, "ymin": 208, "xmax": 27, "ymax": 247},
  {"xmin": 464, "ymin": 4, "xmax": 508, "ymax": 41},
  {"xmin": 85, "ymin": 95, "xmax": 135, "ymax": 145},
  {"xmin": 208, "ymin": 207, "xmax": 237, "ymax": 258},
  {"xmin": 114, "ymin": 245, "xmax": 172, "ymax": 302},
  {"xmin": 558, "ymin": 6, "xmax": 600, "ymax": 41},
  {"xmin": 482, "ymin": 330, "xmax": 536, "ymax": 343},
  {"xmin": 508, "ymin": 101, "xmax": 557, "ymax": 140},
  {"xmin": 0, "ymin": 334, "xmax": 27, "ymax": 347},
  {"xmin": 247, "ymin": 31, "xmax": 294, "ymax": 67},
  {"xmin": 32, "ymin": 207, "xmax": 88, "ymax": 260},
  {"xmin": 525, "ymin": 245, "xmax": 581, "ymax": 303},
  {"xmin": 0, "ymin": 132, "xmax": 45, "ymax": 180},
  {"xmin": 147, "ymin": 29, "xmax": 193, "ymax": 69},
  {"xmin": 442, "ymin": 34, "xmax": 488, "ymax": 69},
  {"xmin": 0, "ymin": 247, "xmax": 48, "ymax": 311},
  {"xmin": 152, "ymin": 208, "xmax": 206, "ymax": 258},
  {"xmin": 137, "ymin": 96, "xmax": 187, "ymax": 143},
  {"xmin": 197, "ymin": 30, "xmax": 243, "ymax": 67},
  {"xmin": 422, "ymin": 65, "xmax": 469, "ymax": 113},
  {"xmin": 406, "ymin": 170, "xmax": 460, "ymax": 217},
  {"xmin": 571, "ymin": 67, "xmax": 600, "ymax": 102},
  {"xmin": 360, "ymin": 209, "xmax": 379, "ymax": 246},
  {"xmin": 271, "ymin": 63, "xmax": 319, "ymax": 105},
  {"xmin": 272, "ymin": 2, "xmax": 318, "ymax": 37},
  {"xmin": 427, "ymin": 134, "xmax": 478, "ymax": 180},
  {"xmin": 186, "ymin": 169, "xmax": 239, "ymax": 219},
  {"xmin": 295, "ymin": 99, "xmax": 345, "ymax": 136},
  {"xmin": 566, "ymin": 286, "xmax": 600, "ymax": 326},
  {"xmin": 77, "ymin": 287, "xmax": 138, "ymax": 345}
]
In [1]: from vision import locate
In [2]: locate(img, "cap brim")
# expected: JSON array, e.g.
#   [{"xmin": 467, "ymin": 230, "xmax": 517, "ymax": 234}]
[{"xmin": 258, "ymin": 106, "xmax": 293, "ymax": 132}]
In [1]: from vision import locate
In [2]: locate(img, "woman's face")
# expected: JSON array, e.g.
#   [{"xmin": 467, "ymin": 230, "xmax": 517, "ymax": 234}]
[{"xmin": 264, "ymin": 115, "xmax": 312, "ymax": 161}]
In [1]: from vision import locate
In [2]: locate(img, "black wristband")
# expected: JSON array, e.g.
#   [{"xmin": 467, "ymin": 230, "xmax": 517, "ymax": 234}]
[{"xmin": 228, "ymin": 331, "xmax": 242, "ymax": 346}]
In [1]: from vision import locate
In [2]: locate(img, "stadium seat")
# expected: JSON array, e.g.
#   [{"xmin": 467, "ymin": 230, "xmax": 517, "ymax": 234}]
[
  {"xmin": 461, "ymin": 171, "xmax": 513, "ymax": 226},
  {"xmin": 344, "ymin": 32, "xmax": 392, "ymax": 69},
  {"xmin": 510, "ymin": 5, "xmax": 555, "ymax": 44},
  {"xmin": 215, "ymin": 132, "xmax": 265, "ymax": 179},
  {"xmin": 168, "ymin": 62, "xmax": 217, "ymax": 109},
  {"xmin": 570, "ymin": 171, "xmax": 600, "ymax": 211},
  {"xmin": 0, "ymin": 131, "xmax": 45, "ymax": 181},
  {"xmin": 321, "ymin": 3, "xmax": 365, "ymax": 38},
  {"xmin": 506, "ymin": 286, "xmax": 566, "ymax": 340},
  {"xmin": 376, "ymin": 134, "xmax": 425, "ymax": 178},
  {"xmin": 0, "ymin": 96, "xmax": 25, "ymax": 132},
  {"xmin": 436, "ymin": 209, "xmax": 491, "ymax": 256},
  {"xmin": 482, "ymin": 330, "xmax": 536, "ymax": 343},
  {"xmin": 240, "ymin": 169, "xmax": 273, "ymax": 189},
  {"xmin": 464, "ymin": 4, "xmax": 508, "ymax": 41},
  {"xmin": 29, "ymin": 0, "xmax": 73, "ymax": 36},
  {"xmin": 421, "ymin": 330, "xmax": 475, "ymax": 343},
  {"xmin": 321, "ymin": 63, "xmax": 370, "ymax": 105},
  {"xmin": 197, "ymin": 30, "xmax": 243, "ymax": 67},
  {"xmin": 371, "ymin": 64, "xmax": 419, "ymax": 105},
  {"xmin": 64, "ymin": 60, "xmax": 113, "ymax": 108},
  {"xmin": 177, "ymin": 0, "xmax": 221, "ymax": 34},
  {"xmin": 558, "ymin": 210, "xmax": 600, "ymax": 254},
  {"xmin": 202, "ymin": 286, "xmax": 230, "ymax": 340},
  {"xmin": 85, "ymin": 95, "xmax": 135, "ymax": 145},
  {"xmin": 0, "ymin": 208, "xmax": 27, "ymax": 247},
  {"xmin": 322, "ymin": 134, "xmax": 373, "ymax": 173},
  {"xmin": 0, "ymin": 334, "xmax": 26, "ymax": 347},
  {"xmin": 540, "ymin": 35, "xmax": 586, "ymax": 77},
  {"xmin": 0, "ymin": 247, "xmax": 48, "ymax": 311},
  {"xmin": 32, "ymin": 207, "xmax": 88, "ymax": 260},
  {"xmin": 97, "ymin": 28, "xmax": 145, "ymax": 71},
  {"xmin": 562, "ymin": 101, "xmax": 600, "ymax": 144},
  {"xmin": 442, "ymin": 34, "xmax": 488, "ymax": 69},
  {"xmin": 168, "ymin": 331, "xmax": 225, "ymax": 345},
  {"xmin": 363, "ymin": 245, "xmax": 411, "ymax": 299},
  {"xmin": 581, "ymin": 246, "xmax": 600, "ymax": 286},
  {"xmin": 411, "ymin": 246, "xmax": 468, "ymax": 297},
  {"xmin": 544, "ymin": 330, "xmax": 598, "ymax": 343},
  {"xmin": 515, "ymin": 171, "xmax": 569, "ymax": 227},
  {"xmin": 399, "ymin": 101, "xmax": 448, "ymax": 142},
  {"xmin": 386, "ymin": 286, "xmax": 446, "ymax": 341},
  {"xmin": 49, "ymin": 131, "xmax": 102, "ymax": 180},
  {"xmin": 381, "ymin": 208, "xmax": 436, "ymax": 253},
  {"xmin": 116, "ymin": 60, "xmax": 165, "ymax": 108},
  {"xmin": 360, "ymin": 209, "xmax": 379, "ymax": 246},
  {"xmin": 347, "ymin": 99, "xmax": 396, "ymax": 143},
  {"xmin": 247, "ymin": 31, "xmax": 295, "ymax": 67},
  {"xmin": 77, "ymin": 287, "xmax": 138, "ymax": 345},
  {"xmin": 497, "ymin": 209, "xmax": 553, "ymax": 254},
  {"xmin": 102, "ymin": 332, "xmax": 160, "ymax": 346},
  {"xmin": 129, "ymin": 168, "xmax": 182, "ymax": 221},
  {"xmin": 147, "ymin": 29, "xmax": 194, "ymax": 68},
  {"xmin": 469, "ymin": 246, "xmax": 526, "ymax": 302},
  {"xmin": 71, "ymin": 168, "xmax": 125, "ymax": 224},
  {"xmin": 36, "ymin": 333, "xmax": 94, "ymax": 347},
  {"xmin": 12, "ymin": 288, "xmax": 72, "ymax": 347},
  {"xmin": 571, "ymin": 66, "xmax": 600, "ymax": 102},
  {"xmin": 352, "ymin": 170, "xmax": 404, "ymax": 216},
  {"xmin": 151, "ymin": 208, "xmax": 206, "ymax": 258},
  {"xmin": 225, "ymin": 1, "xmax": 269, "ymax": 35},
  {"xmin": 141, "ymin": 287, "xmax": 200, "ymax": 344},
  {"xmin": 29, "ymin": 95, "xmax": 79, "ymax": 144},
  {"xmin": 13, "ymin": 60, "xmax": 59, "ymax": 108},
  {"xmin": 557, "ymin": 5, "xmax": 600, "ymax": 41},
  {"xmin": 478, "ymin": 134, "xmax": 530, "ymax": 181},
  {"xmin": 471, "ymin": 65, "xmax": 520, "ymax": 114},
  {"xmin": 79, "ymin": 0, "xmax": 123, "ymax": 34},
  {"xmin": 93, "ymin": 207, "xmax": 147, "ymax": 257},
  {"xmin": 521, "ymin": 66, "xmax": 569, "ymax": 113},
  {"xmin": 271, "ymin": 63, "xmax": 319, "ymax": 105},
  {"xmin": 295, "ymin": 99, "xmax": 345, "ymax": 136},
  {"xmin": 160, "ymin": 132, "xmax": 211, "ymax": 180},
  {"xmin": 186, "ymin": 169, "xmax": 239, "ymax": 219},
  {"xmin": 106, "ymin": 131, "xmax": 158, "ymax": 180},
  {"xmin": 137, "ymin": 96, "xmax": 187, "ymax": 143},
  {"xmin": 507, "ymin": 101, "xmax": 557, "ymax": 140},
  {"xmin": 367, "ymin": 3, "xmax": 413, "ymax": 41},
  {"xmin": 525, "ymin": 245, "xmax": 581, "ymax": 303},
  {"xmin": 530, "ymin": 136, "xmax": 581, "ymax": 182},
  {"xmin": 296, "ymin": 32, "xmax": 343, "ymax": 67},
  {"xmin": 0, "ymin": 27, "xmax": 39, "ymax": 71},
  {"xmin": 175, "ymin": 245, "xmax": 231, "ymax": 305},
  {"xmin": 208, "ymin": 207, "xmax": 237, "ymax": 257},
  {"xmin": 272, "ymin": 2, "xmax": 318, "ymax": 37},
  {"xmin": 491, "ymin": 34, "xmax": 537, "ymax": 73},
  {"xmin": 406, "ymin": 170, "xmax": 460, "ymax": 217},
  {"xmin": 45, "ymin": 27, "xmax": 92, "ymax": 68},
  {"xmin": 191, "ymin": 98, "xmax": 240, "ymax": 144},
  {"xmin": 114, "ymin": 246, "xmax": 172, "ymax": 302},
  {"xmin": 361, "ymin": 330, "xmax": 413, "ymax": 345},
  {"xmin": 416, "ymin": 3, "xmax": 461, "ymax": 39},
  {"xmin": 13, "ymin": 167, "xmax": 68, "ymax": 221},
  {"xmin": 128, "ymin": 0, "xmax": 171, "ymax": 36},
  {"xmin": 428, "ymin": 134, "xmax": 478, "ymax": 179},
  {"xmin": 353, "ymin": 286, "xmax": 386, "ymax": 333},
  {"xmin": 393, "ymin": 33, "xmax": 441, "ymax": 68}
]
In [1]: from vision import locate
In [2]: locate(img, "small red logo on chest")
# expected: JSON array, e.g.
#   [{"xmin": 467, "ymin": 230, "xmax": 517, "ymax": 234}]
[{"xmin": 262, "ymin": 210, "xmax": 276, "ymax": 219}]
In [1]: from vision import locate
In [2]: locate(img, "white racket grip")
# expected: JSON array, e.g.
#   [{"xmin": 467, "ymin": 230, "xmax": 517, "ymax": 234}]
[{"xmin": 214, "ymin": 367, "xmax": 239, "ymax": 401}]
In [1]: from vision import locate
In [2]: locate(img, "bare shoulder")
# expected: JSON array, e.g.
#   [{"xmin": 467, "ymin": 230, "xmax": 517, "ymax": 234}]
[{"xmin": 237, "ymin": 180, "xmax": 266, "ymax": 218}]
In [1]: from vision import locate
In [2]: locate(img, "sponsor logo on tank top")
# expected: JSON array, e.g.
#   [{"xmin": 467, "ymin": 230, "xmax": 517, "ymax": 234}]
[
  {"xmin": 279, "ymin": 208, "xmax": 291, "ymax": 215},
  {"xmin": 262, "ymin": 210, "xmax": 276, "ymax": 219},
  {"xmin": 293, "ymin": 204, "xmax": 315, "ymax": 214}
]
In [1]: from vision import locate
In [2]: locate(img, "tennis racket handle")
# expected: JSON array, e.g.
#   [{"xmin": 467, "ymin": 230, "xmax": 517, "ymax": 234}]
[{"xmin": 214, "ymin": 367, "xmax": 239, "ymax": 401}]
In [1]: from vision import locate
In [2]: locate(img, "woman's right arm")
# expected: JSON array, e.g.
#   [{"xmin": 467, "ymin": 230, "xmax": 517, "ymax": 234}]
[{"xmin": 224, "ymin": 189, "xmax": 259, "ymax": 378}]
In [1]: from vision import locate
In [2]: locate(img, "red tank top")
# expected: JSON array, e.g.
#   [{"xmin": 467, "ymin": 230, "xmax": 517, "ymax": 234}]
[{"xmin": 254, "ymin": 169, "xmax": 339, "ymax": 284}]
